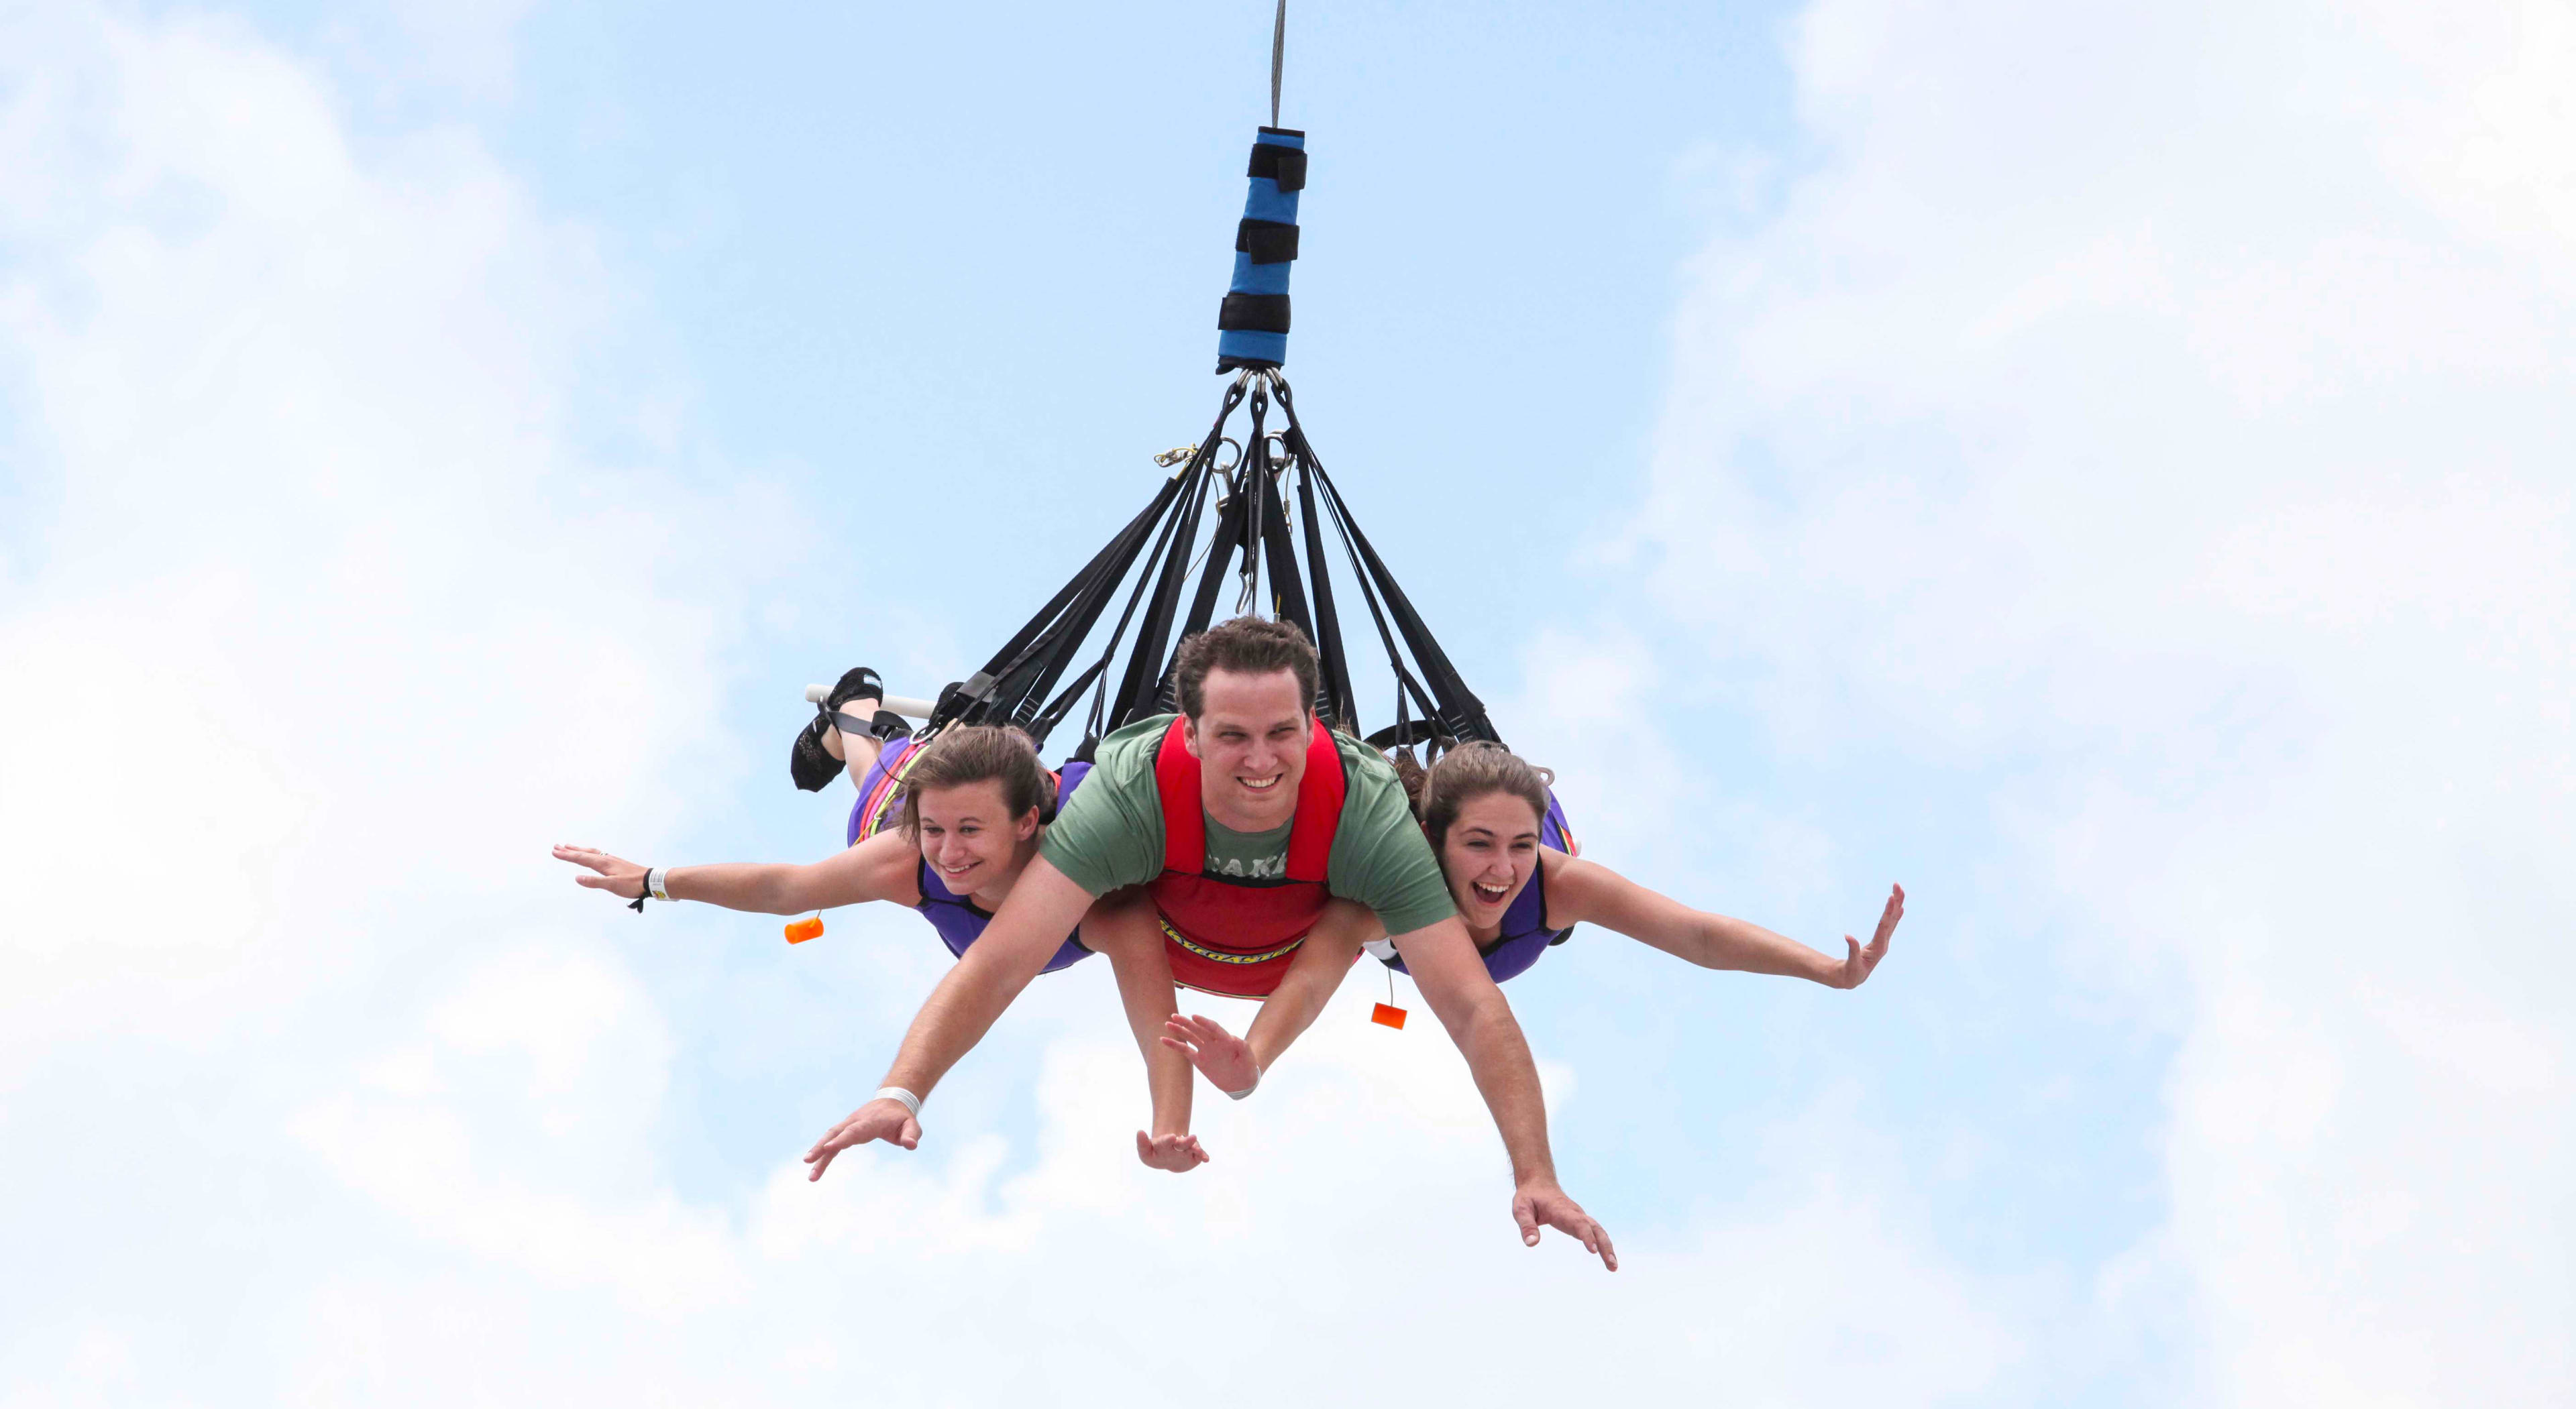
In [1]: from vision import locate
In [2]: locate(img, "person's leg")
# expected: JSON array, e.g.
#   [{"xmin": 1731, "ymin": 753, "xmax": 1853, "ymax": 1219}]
[
  {"xmin": 1079, "ymin": 889, "xmax": 1205, "ymax": 1172},
  {"xmin": 822, "ymin": 714, "xmax": 885, "ymax": 781},
  {"xmin": 819, "ymin": 667, "xmax": 896, "ymax": 787}
]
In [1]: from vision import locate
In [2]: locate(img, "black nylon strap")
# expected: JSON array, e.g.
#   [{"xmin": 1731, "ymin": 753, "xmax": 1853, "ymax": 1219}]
[
  {"xmin": 1113, "ymin": 381, "xmax": 1244, "ymax": 726},
  {"xmin": 950, "ymin": 482, "xmax": 1173, "ymax": 726},
  {"xmin": 1256, "ymin": 466, "xmax": 1314, "ymax": 652},
  {"xmin": 1248, "ymin": 139, "xmax": 1307, "ymax": 192},
  {"xmin": 943, "ymin": 471, "xmax": 1187, "ymax": 738},
  {"xmin": 1078, "ymin": 459, "xmax": 1204, "ymax": 742},
  {"xmin": 1177, "ymin": 474, "xmax": 1250, "ymax": 651},
  {"xmin": 1323, "ymin": 469, "xmax": 1493, "ymax": 741},
  {"xmin": 1273, "ymin": 376, "xmax": 1497, "ymax": 744},
  {"xmin": 1295, "ymin": 453, "xmax": 1357, "ymax": 730},
  {"xmin": 1236, "ymin": 219, "xmax": 1299, "ymax": 264},
  {"xmin": 1219, "ymin": 292, "xmax": 1291, "ymax": 333}
]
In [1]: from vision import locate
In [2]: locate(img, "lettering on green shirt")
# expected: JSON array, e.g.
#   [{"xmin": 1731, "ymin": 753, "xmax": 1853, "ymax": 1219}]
[{"xmin": 1039, "ymin": 713, "xmax": 1457, "ymax": 938}]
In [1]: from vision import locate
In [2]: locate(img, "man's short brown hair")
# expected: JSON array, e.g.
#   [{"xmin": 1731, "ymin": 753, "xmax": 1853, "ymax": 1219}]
[{"xmin": 1173, "ymin": 616, "xmax": 1321, "ymax": 721}]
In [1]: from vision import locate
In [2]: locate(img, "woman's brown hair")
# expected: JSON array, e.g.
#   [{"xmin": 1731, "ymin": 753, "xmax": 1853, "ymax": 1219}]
[
  {"xmin": 1391, "ymin": 740, "xmax": 1554, "ymax": 850},
  {"xmin": 897, "ymin": 725, "xmax": 1055, "ymax": 836}
]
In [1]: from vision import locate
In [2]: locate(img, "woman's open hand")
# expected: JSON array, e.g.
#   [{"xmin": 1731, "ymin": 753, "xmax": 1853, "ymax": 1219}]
[
  {"xmin": 553, "ymin": 844, "xmax": 645, "ymax": 901},
  {"xmin": 1161, "ymin": 1013, "xmax": 1260, "ymax": 1094},
  {"xmin": 1134, "ymin": 1130, "xmax": 1210, "ymax": 1172},
  {"xmin": 1836, "ymin": 883, "xmax": 1904, "ymax": 989}
]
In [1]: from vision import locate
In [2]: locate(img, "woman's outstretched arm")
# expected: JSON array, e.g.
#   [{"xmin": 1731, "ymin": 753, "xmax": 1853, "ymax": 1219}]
[
  {"xmin": 551, "ymin": 828, "xmax": 922, "ymax": 915},
  {"xmin": 1545, "ymin": 852, "xmax": 1902, "ymax": 991},
  {"xmin": 1077, "ymin": 890, "xmax": 1208, "ymax": 1173},
  {"xmin": 1160, "ymin": 899, "xmax": 1379, "ymax": 1096}
]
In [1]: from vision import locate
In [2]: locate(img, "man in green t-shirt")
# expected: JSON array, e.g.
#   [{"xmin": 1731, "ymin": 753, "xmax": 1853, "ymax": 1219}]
[{"xmin": 803, "ymin": 617, "xmax": 1615, "ymax": 1270}]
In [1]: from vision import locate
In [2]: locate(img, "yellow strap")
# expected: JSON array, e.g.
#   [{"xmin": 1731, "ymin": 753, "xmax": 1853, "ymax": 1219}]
[{"xmin": 1159, "ymin": 915, "xmax": 1306, "ymax": 966}]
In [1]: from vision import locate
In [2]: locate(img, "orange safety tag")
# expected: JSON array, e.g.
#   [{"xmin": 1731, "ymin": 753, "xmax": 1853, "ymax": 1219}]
[
  {"xmin": 784, "ymin": 915, "xmax": 825, "ymax": 944},
  {"xmin": 1371, "ymin": 1003, "xmax": 1407, "ymax": 1029}
]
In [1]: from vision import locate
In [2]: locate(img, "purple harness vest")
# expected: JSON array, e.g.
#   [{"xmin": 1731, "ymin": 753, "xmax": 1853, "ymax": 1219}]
[
  {"xmin": 845, "ymin": 744, "xmax": 1094, "ymax": 975},
  {"xmin": 1385, "ymin": 791, "xmax": 1576, "ymax": 984}
]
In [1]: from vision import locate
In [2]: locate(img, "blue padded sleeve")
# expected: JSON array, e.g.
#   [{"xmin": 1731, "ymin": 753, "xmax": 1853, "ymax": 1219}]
[{"xmin": 1217, "ymin": 128, "xmax": 1305, "ymax": 370}]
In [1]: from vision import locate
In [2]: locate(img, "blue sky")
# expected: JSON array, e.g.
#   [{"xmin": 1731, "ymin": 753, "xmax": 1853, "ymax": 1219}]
[{"xmin": 4, "ymin": 1, "xmax": 2569, "ymax": 1404}]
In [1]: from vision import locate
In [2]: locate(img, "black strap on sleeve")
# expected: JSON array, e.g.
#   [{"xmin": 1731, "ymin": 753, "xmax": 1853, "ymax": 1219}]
[
  {"xmin": 1248, "ymin": 137, "xmax": 1307, "ymax": 192},
  {"xmin": 1218, "ymin": 292, "xmax": 1291, "ymax": 334},
  {"xmin": 1236, "ymin": 219, "xmax": 1299, "ymax": 264}
]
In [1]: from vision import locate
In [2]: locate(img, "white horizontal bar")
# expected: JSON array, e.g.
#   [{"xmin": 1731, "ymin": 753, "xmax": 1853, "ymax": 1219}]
[{"xmin": 804, "ymin": 683, "xmax": 936, "ymax": 719}]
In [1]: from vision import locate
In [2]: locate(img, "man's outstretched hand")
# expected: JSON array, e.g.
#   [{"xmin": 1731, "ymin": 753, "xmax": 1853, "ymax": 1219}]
[
  {"xmin": 1161, "ymin": 1013, "xmax": 1259, "ymax": 1094},
  {"xmin": 1134, "ymin": 1130, "xmax": 1210, "ymax": 1173},
  {"xmin": 1513, "ymin": 1180, "xmax": 1617, "ymax": 1271},
  {"xmin": 1835, "ymin": 883, "xmax": 1904, "ymax": 990},
  {"xmin": 804, "ymin": 1096, "xmax": 922, "ymax": 1182}
]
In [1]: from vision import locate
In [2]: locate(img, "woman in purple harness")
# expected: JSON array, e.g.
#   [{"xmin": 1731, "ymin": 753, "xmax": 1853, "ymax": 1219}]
[
  {"xmin": 1366, "ymin": 755, "xmax": 1581, "ymax": 984},
  {"xmin": 1158, "ymin": 742, "xmax": 1907, "ymax": 1098},
  {"xmin": 1379, "ymin": 743, "xmax": 1902, "ymax": 987},
  {"xmin": 841, "ymin": 727, "xmax": 1092, "ymax": 973},
  {"xmin": 555, "ymin": 722, "xmax": 1093, "ymax": 972}
]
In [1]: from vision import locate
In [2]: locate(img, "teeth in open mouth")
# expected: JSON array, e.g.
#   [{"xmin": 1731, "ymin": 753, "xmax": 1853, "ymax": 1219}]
[
  {"xmin": 1473, "ymin": 883, "xmax": 1508, "ymax": 901},
  {"xmin": 1242, "ymin": 775, "xmax": 1282, "ymax": 791}
]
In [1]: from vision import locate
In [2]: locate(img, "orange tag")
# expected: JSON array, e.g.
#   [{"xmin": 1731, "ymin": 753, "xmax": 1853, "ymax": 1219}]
[
  {"xmin": 784, "ymin": 916, "xmax": 825, "ymax": 944},
  {"xmin": 1371, "ymin": 1003, "xmax": 1407, "ymax": 1029}
]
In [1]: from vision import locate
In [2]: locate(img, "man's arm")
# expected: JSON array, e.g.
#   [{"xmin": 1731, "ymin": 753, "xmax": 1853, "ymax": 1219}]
[
  {"xmin": 1393, "ymin": 913, "xmax": 1617, "ymax": 1271},
  {"xmin": 802, "ymin": 854, "xmax": 1095, "ymax": 1180},
  {"xmin": 553, "ymin": 831, "xmax": 918, "ymax": 914}
]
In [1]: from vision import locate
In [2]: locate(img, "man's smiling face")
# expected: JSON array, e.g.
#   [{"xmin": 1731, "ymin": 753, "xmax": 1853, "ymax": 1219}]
[{"xmin": 1185, "ymin": 666, "xmax": 1311, "ymax": 832}]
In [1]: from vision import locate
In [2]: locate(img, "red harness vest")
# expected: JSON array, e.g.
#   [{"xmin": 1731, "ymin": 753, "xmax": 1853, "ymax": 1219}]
[{"xmin": 1146, "ymin": 716, "xmax": 1347, "ymax": 997}]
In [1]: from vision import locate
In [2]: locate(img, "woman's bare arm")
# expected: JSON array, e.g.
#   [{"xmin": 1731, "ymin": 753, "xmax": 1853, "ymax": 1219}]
[
  {"xmin": 1162, "ymin": 899, "xmax": 1379, "ymax": 1094},
  {"xmin": 1544, "ymin": 851, "xmax": 1901, "ymax": 990},
  {"xmin": 551, "ymin": 828, "xmax": 923, "ymax": 915}
]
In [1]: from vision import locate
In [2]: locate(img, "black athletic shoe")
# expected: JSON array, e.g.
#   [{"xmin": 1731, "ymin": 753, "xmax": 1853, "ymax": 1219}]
[
  {"xmin": 826, "ymin": 667, "xmax": 884, "ymax": 714},
  {"xmin": 790, "ymin": 713, "xmax": 844, "ymax": 792}
]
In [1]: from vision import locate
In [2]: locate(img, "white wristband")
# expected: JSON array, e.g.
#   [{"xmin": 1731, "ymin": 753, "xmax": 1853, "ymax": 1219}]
[
  {"xmin": 645, "ymin": 867, "xmax": 672, "ymax": 902},
  {"xmin": 875, "ymin": 1086, "xmax": 922, "ymax": 1118},
  {"xmin": 1222, "ymin": 1064, "xmax": 1261, "ymax": 1101}
]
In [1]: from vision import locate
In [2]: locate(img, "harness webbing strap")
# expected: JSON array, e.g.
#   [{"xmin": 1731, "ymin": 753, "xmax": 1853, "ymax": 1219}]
[
  {"xmin": 1295, "ymin": 457, "xmax": 1357, "ymax": 730},
  {"xmin": 1255, "ymin": 467, "xmax": 1314, "ymax": 647}
]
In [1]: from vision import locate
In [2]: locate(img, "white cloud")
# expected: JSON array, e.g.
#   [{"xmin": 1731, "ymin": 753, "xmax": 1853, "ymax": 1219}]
[
  {"xmin": 0, "ymin": 5, "xmax": 2040, "ymax": 1405},
  {"xmin": 1631, "ymin": 0, "xmax": 2575, "ymax": 1402},
  {"xmin": 269, "ymin": 980, "xmax": 2027, "ymax": 1406}
]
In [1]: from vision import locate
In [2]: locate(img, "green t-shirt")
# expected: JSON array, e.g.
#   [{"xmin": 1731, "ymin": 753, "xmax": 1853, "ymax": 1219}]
[{"xmin": 1041, "ymin": 713, "xmax": 1457, "ymax": 938}]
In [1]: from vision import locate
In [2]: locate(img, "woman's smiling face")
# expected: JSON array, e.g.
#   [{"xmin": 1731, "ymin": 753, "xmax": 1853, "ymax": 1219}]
[
  {"xmin": 1438, "ymin": 790, "xmax": 1545, "ymax": 932},
  {"xmin": 913, "ymin": 779, "xmax": 1037, "ymax": 894}
]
